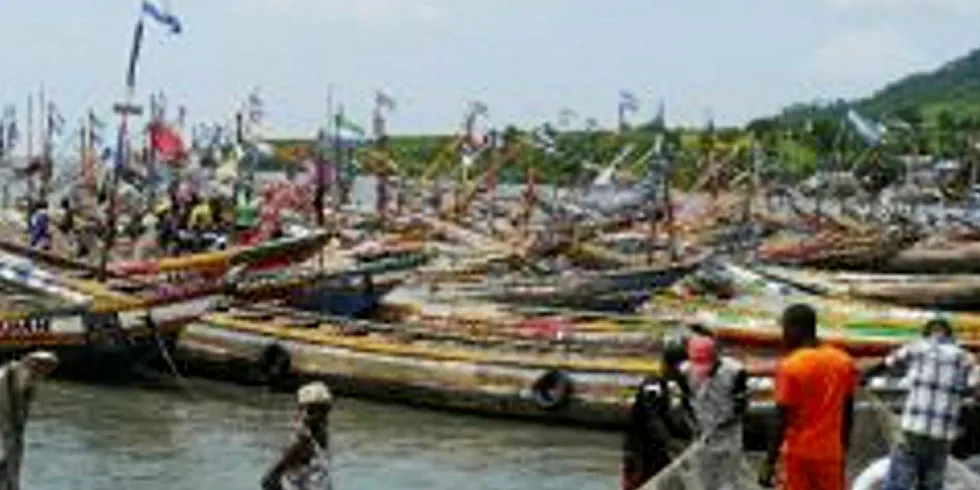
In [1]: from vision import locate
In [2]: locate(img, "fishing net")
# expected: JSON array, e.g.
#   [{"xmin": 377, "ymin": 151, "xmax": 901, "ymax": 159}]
[
  {"xmin": 637, "ymin": 388, "xmax": 980, "ymax": 490},
  {"xmin": 637, "ymin": 435, "xmax": 765, "ymax": 490}
]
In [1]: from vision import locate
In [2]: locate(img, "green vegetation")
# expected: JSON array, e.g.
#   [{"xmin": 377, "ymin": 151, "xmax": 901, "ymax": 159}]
[{"xmin": 261, "ymin": 47, "xmax": 980, "ymax": 187}]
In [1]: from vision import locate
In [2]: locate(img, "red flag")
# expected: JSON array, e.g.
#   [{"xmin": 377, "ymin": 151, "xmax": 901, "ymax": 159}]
[{"xmin": 149, "ymin": 122, "xmax": 185, "ymax": 163}]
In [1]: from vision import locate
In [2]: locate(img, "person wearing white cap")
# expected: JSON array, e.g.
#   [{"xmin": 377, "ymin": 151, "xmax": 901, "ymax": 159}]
[
  {"xmin": 262, "ymin": 381, "xmax": 334, "ymax": 490},
  {"xmin": 0, "ymin": 351, "xmax": 58, "ymax": 490}
]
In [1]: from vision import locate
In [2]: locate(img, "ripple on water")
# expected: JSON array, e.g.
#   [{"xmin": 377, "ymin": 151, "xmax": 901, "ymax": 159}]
[{"xmin": 21, "ymin": 380, "xmax": 621, "ymax": 490}]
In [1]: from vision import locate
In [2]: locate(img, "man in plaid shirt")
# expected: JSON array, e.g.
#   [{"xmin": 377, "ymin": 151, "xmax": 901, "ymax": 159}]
[{"xmin": 865, "ymin": 318, "xmax": 980, "ymax": 490}]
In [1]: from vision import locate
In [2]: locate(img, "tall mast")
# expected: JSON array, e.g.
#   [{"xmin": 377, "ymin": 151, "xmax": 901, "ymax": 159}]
[
  {"xmin": 99, "ymin": 7, "xmax": 146, "ymax": 281},
  {"xmin": 146, "ymin": 93, "xmax": 158, "ymax": 213},
  {"xmin": 333, "ymin": 104, "xmax": 344, "ymax": 206},
  {"xmin": 79, "ymin": 118, "xmax": 87, "ymax": 202},
  {"xmin": 325, "ymin": 84, "xmax": 335, "ymax": 205}
]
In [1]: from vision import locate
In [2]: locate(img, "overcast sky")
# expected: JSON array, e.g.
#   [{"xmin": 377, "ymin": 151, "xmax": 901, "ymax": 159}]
[{"xmin": 2, "ymin": 0, "xmax": 980, "ymax": 136}]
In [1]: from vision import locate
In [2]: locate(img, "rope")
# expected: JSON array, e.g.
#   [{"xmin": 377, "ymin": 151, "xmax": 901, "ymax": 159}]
[{"xmin": 146, "ymin": 314, "xmax": 200, "ymax": 401}]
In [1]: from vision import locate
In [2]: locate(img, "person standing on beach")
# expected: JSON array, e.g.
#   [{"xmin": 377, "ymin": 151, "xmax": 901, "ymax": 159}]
[
  {"xmin": 621, "ymin": 334, "xmax": 693, "ymax": 490},
  {"xmin": 863, "ymin": 318, "xmax": 980, "ymax": 490},
  {"xmin": 263, "ymin": 382, "xmax": 334, "ymax": 490},
  {"xmin": 0, "ymin": 351, "xmax": 59, "ymax": 490},
  {"xmin": 759, "ymin": 304, "xmax": 857, "ymax": 490},
  {"xmin": 678, "ymin": 334, "xmax": 749, "ymax": 490},
  {"xmin": 27, "ymin": 201, "xmax": 51, "ymax": 251}
]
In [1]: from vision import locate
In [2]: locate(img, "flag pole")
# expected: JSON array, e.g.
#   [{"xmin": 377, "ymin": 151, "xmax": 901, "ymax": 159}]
[
  {"xmin": 334, "ymin": 104, "xmax": 344, "ymax": 206},
  {"xmin": 146, "ymin": 92, "xmax": 159, "ymax": 214},
  {"xmin": 325, "ymin": 84, "xmax": 336, "ymax": 210},
  {"xmin": 25, "ymin": 94, "xmax": 34, "ymax": 207},
  {"xmin": 98, "ymin": 11, "xmax": 145, "ymax": 281}
]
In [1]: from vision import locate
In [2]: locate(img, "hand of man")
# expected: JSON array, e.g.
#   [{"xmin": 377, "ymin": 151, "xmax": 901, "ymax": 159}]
[
  {"xmin": 261, "ymin": 474, "xmax": 283, "ymax": 490},
  {"xmin": 757, "ymin": 459, "xmax": 776, "ymax": 488}
]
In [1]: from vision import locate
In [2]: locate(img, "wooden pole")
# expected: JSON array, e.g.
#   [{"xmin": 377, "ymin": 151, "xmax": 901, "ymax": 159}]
[
  {"xmin": 26, "ymin": 95, "xmax": 33, "ymax": 162},
  {"xmin": 146, "ymin": 94, "xmax": 159, "ymax": 214},
  {"xmin": 98, "ymin": 98, "xmax": 142, "ymax": 281},
  {"xmin": 78, "ymin": 120, "xmax": 86, "ymax": 203},
  {"xmin": 315, "ymin": 129, "xmax": 326, "ymax": 229},
  {"xmin": 39, "ymin": 86, "xmax": 48, "ymax": 202},
  {"xmin": 38, "ymin": 85, "xmax": 45, "ymax": 156},
  {"xmin": 664, "ymin": 158, "xmax": 677, "ymax": 262},
  {"xmin": 325, "ymin": 84, "xmax": 335, "ymax": 206},
  {"xmin": 333, "ymin": 105, "xmax": 344, "ymax": 206},
  {"xmin": 25, "ymin": 95, "xmax": 34, "ymax": 207}
]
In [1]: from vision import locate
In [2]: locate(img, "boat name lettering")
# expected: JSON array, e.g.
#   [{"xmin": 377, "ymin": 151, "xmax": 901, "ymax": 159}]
[{"xmin": 0, "ymin": 317, "xmax": 52, "ymax": 333}]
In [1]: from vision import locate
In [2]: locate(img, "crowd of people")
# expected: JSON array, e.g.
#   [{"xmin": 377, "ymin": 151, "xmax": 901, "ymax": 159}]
[
  {"xmin": 23, "ymin": 182, "xmax": 276, "ymax": 260},
  {"xmin": 623, "ymin": 304, "xmax": 980, "ymax": 490}
]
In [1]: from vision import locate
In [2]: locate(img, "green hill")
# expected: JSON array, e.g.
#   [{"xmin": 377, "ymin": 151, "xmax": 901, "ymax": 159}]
[
  {"xmin": 257, "ymin": 48, "xmax": 980, "ymax": 185},
  {"xmin": 770, "ymin": 47, "xmax": 980, "ymax": 127}
]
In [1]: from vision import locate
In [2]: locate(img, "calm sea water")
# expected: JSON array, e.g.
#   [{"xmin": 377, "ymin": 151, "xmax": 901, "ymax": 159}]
[{"xmin": 23, "ymin": 379, "xmax": 621, "ymax": 490}]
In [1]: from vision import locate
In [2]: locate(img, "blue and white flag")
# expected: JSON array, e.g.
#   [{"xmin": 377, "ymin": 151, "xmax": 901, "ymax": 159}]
[
  {"xmin": 845, "ymin": 109, "xmax": 886, "ymax": 147},
  {"xmin": 127, "ymin": 2, "xmax": 181, "ymax": 88},
  {"xmin": 142, "ymin": 1, "xmax": 182, "ymax": 35}
]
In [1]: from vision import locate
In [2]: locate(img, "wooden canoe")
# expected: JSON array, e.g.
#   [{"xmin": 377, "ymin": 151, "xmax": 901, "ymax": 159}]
[
  {"xmin": 446, "ymin": 259, "xmax": 702, "ymax": 313},
  {"xmin": 883, "ymin": 240, "xmax": 980, "ymax": 274},
  {"xmin": 175, "ymin": 303, "xmax": 908, "ymax": 430},
  {"xmin": 752, "ymin": 265, "xmax": 980, "ymax": 310},
  {"xmin": 108, "ymin": 230, "xmax": 330, "ymax": 276},
  {"xmin": 0, "ymin": 291, "xmax": 218, "ymax": 380}
]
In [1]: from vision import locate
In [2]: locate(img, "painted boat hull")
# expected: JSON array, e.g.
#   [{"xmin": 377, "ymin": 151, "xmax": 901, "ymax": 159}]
[
  {"xmin": 465, "ymin": 261, "xmax": 700, "ymax": 313},
  {"xmin": 883, "ymin": 241, "xmax": 980, "ymax": 274},
  {"xmin": 0, "ymin": 295, "xmax": 217, "ymax": 381},
  {"xmin": 174, "ymin": 312, "xmax": 906, "ymax": 438},
  {"xmin": 287, "ymin": 277, "xmax": 401, "ymax": 317},
  {"xmin": 752, "ymin": 265, "xmax": 980, "ymax": 311},
  {"xmin": 230, "ymin": 252, "xmax": 430, "ymax": 317}
]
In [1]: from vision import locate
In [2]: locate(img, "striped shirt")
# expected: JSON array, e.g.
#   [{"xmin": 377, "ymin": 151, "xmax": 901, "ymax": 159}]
[{"xmin": 886, "ymin": 338, "xmax": 980, "ymax": 441}]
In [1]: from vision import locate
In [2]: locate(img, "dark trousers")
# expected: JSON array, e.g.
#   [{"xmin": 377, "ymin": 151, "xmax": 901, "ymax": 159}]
[{"xmin": 884, "ymin": 431, "xmax": 951, "ymax": 490}]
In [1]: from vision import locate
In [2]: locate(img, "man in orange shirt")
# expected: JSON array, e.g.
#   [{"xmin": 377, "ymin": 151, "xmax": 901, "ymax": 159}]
[{"xmin": 758, "ymin": 303, "xmax": 858, "ymax": 490}]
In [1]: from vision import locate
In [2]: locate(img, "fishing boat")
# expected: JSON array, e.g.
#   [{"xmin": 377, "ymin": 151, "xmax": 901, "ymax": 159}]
[
  {"xmin": 751, "ymin": 264, "xmax": 980, "ymax": 310},
  {"xmin": 0, "ymin": 284, "xmax": 216, "ymax": 380},
  {"xmin": 229, "ymin": 249, "xmax": 432, "ymax": 317},
  {"xmin": 757, "ymin": 227, "xmax": 919, "ymax": 270},
  {"xmin": 107, "ymin": 229, "xmax": 331, "ymax": 276},
  {"xmin": 883, "ymin": 239, "xmax": 980, "ymax": 274},
  {"xmin": 0, "ymin": 227, "xmax": 331, "ymax": 280},
  {"xmin": 438, "ymin": 257, "xmax": 704, "ymax": 313},
  {"xmin": 174, "ymin": 301, "xmax": 910, "ymax": 434},
  {"xmin": 0, "ymin": 243, "xmax": 220, "ymax": 379},
  {"xmin": 642, "ymin": 262, "xmax": 980, "ymax": 353}
]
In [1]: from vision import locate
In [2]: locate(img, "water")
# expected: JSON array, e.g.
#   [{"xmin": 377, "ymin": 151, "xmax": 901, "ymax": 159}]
[{"xmin": 23, "ymin": 379, "xmax": 621, "ymax": 490}]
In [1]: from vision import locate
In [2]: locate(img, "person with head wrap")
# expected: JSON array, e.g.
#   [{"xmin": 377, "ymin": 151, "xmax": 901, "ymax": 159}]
[
  {"xmin": 0, "ymin": 351, "xmax": 58, "ymax": 490},
  {"xmin": 262, "ymin": 382, "xmax": 334, "ymax": 490},
  {"xmin": 677, "ymin": 333, "xmax": 748, "ymax": 490}
]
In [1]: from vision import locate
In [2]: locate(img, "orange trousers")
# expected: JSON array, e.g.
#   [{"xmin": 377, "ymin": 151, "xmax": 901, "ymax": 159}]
[{"xmin": 781, "ymin": 456, "xmax": 845, "ymax": 490}]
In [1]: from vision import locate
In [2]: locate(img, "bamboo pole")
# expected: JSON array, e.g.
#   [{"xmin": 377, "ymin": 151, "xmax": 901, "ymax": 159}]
[
  {"xmin": 146, "ymin": 93, "xmax": 158, "ymax": 214},
  {"xmin": 26, "ymin": 95, "xmax": 33, "ymax": 162}
]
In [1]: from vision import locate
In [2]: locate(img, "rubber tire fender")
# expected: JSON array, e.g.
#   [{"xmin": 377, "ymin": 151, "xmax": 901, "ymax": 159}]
[{"xmin": 531, "ymin": 369, "xmax": 574, "ymax": 412}]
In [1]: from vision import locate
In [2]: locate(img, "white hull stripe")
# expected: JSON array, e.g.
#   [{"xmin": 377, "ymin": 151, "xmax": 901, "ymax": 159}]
[{"xmin": 7, "ymin": 295, "xmax": 222, "ymax": 336}]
